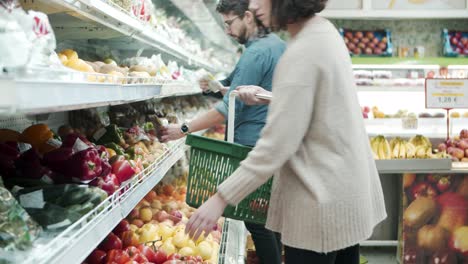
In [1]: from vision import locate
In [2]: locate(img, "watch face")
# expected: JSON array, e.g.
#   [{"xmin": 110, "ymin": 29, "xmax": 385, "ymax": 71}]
[{"xmin": 181, "ymin": 124, "xmax": 189, "ymax": 133}]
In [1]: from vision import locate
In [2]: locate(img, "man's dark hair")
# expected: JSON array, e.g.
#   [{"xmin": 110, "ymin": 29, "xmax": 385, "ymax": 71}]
[
  {"xmin": 271, "ymin": 0, "xmax": 328, "ymax": 30},
  {"xmin": 216, "ymin": 0, "xmax": 249, "ymax": 17}
]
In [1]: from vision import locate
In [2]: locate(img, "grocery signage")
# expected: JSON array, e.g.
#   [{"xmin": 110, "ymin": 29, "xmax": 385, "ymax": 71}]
[{"xmin": 425, "ymin": 79, "xmax": 468, "ymax": 109}]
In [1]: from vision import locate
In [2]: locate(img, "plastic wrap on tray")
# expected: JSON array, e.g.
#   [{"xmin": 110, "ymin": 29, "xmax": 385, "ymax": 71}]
[
  {"xmin": 0, "ymin": 177, "xmax": 42, "ymax": 252},
  {"xmin": 353, "ymin": 70, "xmax": 373, "ymax": 79},
  {"xmin": 443, "ymin": 29, "xmax": 468, "ymax": 57},
  {"xmin": 69, "ymin": 108, "xmax": 110, "ymax": 139}
]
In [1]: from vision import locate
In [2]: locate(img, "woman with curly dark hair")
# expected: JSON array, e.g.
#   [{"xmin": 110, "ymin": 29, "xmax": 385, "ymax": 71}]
[{"xmin": 186, "ymin": 1, "xmax": 387, "ymax": 263}]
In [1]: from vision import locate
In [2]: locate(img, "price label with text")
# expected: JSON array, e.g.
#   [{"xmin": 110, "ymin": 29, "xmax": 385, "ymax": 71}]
[{"xmin": 426, "ymin": 79, "xmax": 468, "ymax": 109}]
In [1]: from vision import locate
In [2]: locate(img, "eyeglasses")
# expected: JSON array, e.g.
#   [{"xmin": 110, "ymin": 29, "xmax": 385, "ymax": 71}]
[{"xmin": 224, "ymin": 16, "xmax": 240, "ymax": 29}]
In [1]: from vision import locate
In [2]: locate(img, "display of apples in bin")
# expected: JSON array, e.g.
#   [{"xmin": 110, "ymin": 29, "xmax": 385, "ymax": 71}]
[{"xmin": 341, "ymin": 29, "xmax": 389, "ymax": 56}]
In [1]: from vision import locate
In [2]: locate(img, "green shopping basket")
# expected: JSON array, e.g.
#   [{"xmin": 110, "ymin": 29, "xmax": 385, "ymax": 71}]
[{"xmin": 185, "ymin": 134, "xmax": 273, "ymax": 225}]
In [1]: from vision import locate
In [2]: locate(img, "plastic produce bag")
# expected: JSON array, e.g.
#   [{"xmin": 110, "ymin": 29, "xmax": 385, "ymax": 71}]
[
  {"xmin": 0, "ymin": 178, "xmax": 42, "ymax": 251},
  {"xmin": 0, "ymin": 0, "xmax": 30, "ymax": 68}
]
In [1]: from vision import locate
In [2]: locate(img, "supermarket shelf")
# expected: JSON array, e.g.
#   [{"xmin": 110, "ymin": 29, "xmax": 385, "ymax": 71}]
[
  {"xmin": 356, "ymin": 86, "xmax": 424, "ymax": 92},
  {"xmin": 376, "ymin": 159, "xmax": 452, "ymax": 174},
  {"xmin": 10, "ymin": 140, "xmax": 186, "ymax": 264},
  {"xmin": 0, "ymin": 72, "xmax": 201, "ymax": 115},
  {"xmin": 322, "ymin": 9, "xmax": 468, "ymax": 19},
  {"xmin": 25, "ymin": 0, "xmax": 225, "ymax": 73},
  {"xmin": 361, "ymin": 240, "xmax": 398, "ymax": 247},
  {"xmin": 351, "ymin": 57, "xmax": 468, "ymax": 66}
]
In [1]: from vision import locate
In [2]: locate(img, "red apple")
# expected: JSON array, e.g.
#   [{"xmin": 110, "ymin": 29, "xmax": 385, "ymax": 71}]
[
  {"xmin": 462, "ymin": 37, "xmax": 468, "ymax": 46},
  {"xmin": 355, "ymin": 31, "xmax": 364, "ymax": 38},
  {"xmin": 381, "ymin": 37, "xmax": 388, "ymax": 43},
  {"xmin": 131, "ymin": 219, "xmax": 144, "ymax": 228},
  {"xmin": 358, "ymin": 42, "xmax": 366, "ymax": 49},
  {"xmin": 378, "ymin": 42, "xmax": 387, "ymax": 50},
  {"xmin": 374, "ymin": 48, "xmax": 383, "ymax": 55},
  {"xmin": 129, "ymin": 208, "xmax": 140, "ymax": 219},
  {"xmin": 366, "ymin": 32, "xmax": 374, "ymax": 39},
  {"xmin": 353, "ymin": 48, "xmax": 362, "ymax": 55},
  {"xmin": 345, "ymin": 32, "xmax": 353, "ymax": 39},
  {"xmin": 113, "ymin": 220, "xmax": 131, "ymax": 237},
  {"xmin": 438, "ymin": 143, "xmax": 447, "ymax": 152},
  {"xmin": 85, "ymin": 249, "xmax": 107, "ymax": 264},
  {"xmin": 455, "ymin": 32, "xmax": 462, "ymax": 39},
  {"xmin": 364, "ymin": 47, "xmax": 373, "ymax": 55},
  {"xmin": 98, "ymin": 233, "xmax": 122, "ymax": 251},
  {"xmin": 344, "ymin": 37, "xmax": 349, "ymax": 44},
  {"xmin": 461, "ymin": 129, "xmax": 468, "ymax": 139},
  {"xmin": 452, "ymin": 36, "xmax": 459, "ymax": 46},
  {"xmin": 429, "ymin": 249, "xmax": 457, "ymax": 264},
  {"xmin": 410, "ymin": 182, "xmax": 438, "ymax": 200},
  {"xmin": 352, "ymin": 37, "xmax": 360, "ymax": 44},
  {"xmin": 347, "ymin": 42, "xmax": 356, "ymax": 51},
  {"xmin": 367, "ymin": 42, "xmax": 376, "ymax": 49},
  {"xmin": 372, "ymin": 38, "xmax": 379, "ymax": 45},
  {"xmin": 363, "ymin": 106, "xmax": 370, "ymax": 113},
  {"xmin": 449, "ymin": 147, "xmax": 464, "ymax": 160},
  {"xmin": 362, "ymin": 37, "xmax": 370, "ymax": 44}
]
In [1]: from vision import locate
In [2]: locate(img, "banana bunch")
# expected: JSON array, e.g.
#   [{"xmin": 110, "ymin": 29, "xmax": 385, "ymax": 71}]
[
  {"xmin": 389, "ymin": 137, "xmax": 416, "ymax": 159},
  {"xmin": 370, "ymin": 135, "xmax": 391, "ymax": 160},
  {"xmin": 409, "ymin": 135, "xmax": 432, "ymax": 148}
]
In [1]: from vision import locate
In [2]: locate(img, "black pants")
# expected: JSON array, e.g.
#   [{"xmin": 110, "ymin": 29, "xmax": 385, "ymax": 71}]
[
  {"xmin": 284, "ymin": 244, "xmax": 360, "ymax": 264},
  {"xmin": 245, "ymin": 222, "xmax": 282, "ymax": 264}
]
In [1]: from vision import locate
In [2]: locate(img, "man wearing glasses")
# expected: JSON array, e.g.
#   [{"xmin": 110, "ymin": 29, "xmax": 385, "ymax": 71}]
[{"xmin": 161, "ymin": 1, "xmax": 285, "ymax": 262}]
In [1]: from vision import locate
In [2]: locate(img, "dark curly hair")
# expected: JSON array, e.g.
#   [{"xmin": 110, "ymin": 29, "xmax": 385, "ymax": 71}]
[
  {"xmin": 271, "ymin": 0, "xmax": 328, "ymax": 30},
  {"xmin": 216, "ymin": 0, "xmax": 270, "ymax": 37},
  {"xmin": 216, "ymin": 0, "xmax": 249, "ymax": 17}
]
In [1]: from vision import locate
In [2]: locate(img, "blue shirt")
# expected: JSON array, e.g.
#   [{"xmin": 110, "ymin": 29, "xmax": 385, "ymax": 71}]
[{"xmin": 215, "ymin": 33, "xmax": 286, "ymax": 146}]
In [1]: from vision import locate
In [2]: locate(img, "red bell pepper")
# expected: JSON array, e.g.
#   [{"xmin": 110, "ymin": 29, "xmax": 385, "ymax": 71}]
[
  {"xmin": 0, "ymin": 142, "xmax": 20, "ymax": 177},
  {"xmin": 90, "ymin": 173, "xmax": 120, "ymax": 195},
  {"xmin": 15, "ymin": 148, "xmax": 49, "ymax": 179},
  {"xmin": 42, "ymin": 147, "xmax": 74, "ymax": 174},
  {"xmin": 112, "ymin": 159, "xmax": 136, "ymax": 183},
  {"xmin": 62, "ymin": 133, "xmax": 92, "ymax": 149},
  {"xmin": 67, "ymin": 148, "xmax": 103, "ymax": 183},
  {"xmin": 97, "ymin": 145, "xmax": 110, "ymax": 160},
  {"xmin": 100, "ymin": 160, "xmax": 112, "ymax": 178}
]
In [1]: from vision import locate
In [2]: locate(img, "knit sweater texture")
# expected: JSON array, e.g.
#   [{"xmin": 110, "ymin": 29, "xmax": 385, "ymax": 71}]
[{"xmin": 217, "ymin": 16, "xmax": 387, "ymax": 253}]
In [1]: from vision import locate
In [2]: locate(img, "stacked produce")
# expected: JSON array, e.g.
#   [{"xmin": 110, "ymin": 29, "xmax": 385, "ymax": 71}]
[
  {"xmin": 444, "ymin": 30, "xmax": 468, "ymax": 56},
  {"xmin": 342, "ymin": 30, "xmax": 390, "ymax": 56},
  {"xmin": 84, "ymin": 182, "xmax": 222, "ymax": 264},
  {"xmin": 370, "ymin": 135, "xmax": 449, "ymax": 160},
  {"xmin": 437, "ymin": 129, "xmax": 468, "ymax": 162},
  {"xmin": 401, "ymin": 173, "xmax": 468, "ymax": 263}
]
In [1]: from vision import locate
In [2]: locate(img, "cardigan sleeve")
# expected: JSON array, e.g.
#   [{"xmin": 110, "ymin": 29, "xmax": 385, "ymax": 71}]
[{"xmin": 218, "ymin": 61, "xmax": 321, "ymax": 205}]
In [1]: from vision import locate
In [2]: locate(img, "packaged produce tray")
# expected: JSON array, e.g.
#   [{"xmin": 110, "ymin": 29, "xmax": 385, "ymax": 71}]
[
  {"xmin": 340, "ymin": 29, "xmax": 393, "ymax": 57},
  {"xmin": 185, "ymin": 134, "xmax": 272, "ymax": 225},
  {"xmin": 376, "ymin": 159, "xmax": 452, "ymax": 173},
  {"xmin": 443, "ymin": 29, "xmax": 468, "ymax": 57}
]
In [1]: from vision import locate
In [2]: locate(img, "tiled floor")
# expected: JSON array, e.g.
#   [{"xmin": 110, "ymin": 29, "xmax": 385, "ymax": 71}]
[{"xmin": 361, "ymin": 247, "xmax": 398, "ymax": 264}]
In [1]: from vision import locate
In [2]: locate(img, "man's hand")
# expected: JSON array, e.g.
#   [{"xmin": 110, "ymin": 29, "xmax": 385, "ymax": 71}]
[
  {"xmin": 236, "ymin": 85, "xmax": 271, "ymax": 105},
  {"xmin": 160, "ymin": 124, "xmax": 185, "ymax": 142}
]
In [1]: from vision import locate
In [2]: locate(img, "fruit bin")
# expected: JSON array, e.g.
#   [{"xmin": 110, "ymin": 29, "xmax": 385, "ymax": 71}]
[
  {"xmin": 443, "ymin": 29, "xmax": 468, "ymax": 57},
  {"xmin": 340, "ymin": 29, "xmax": 393, "ymax": 57},
  {"xmin": 185, "ymin": 134, "xmax": 273, "ymax": 225}
]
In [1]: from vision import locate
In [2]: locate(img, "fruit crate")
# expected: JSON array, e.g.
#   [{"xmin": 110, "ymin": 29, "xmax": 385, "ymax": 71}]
[
  {"xmin": 442, "ymin": 29, "xmax": 468, "ymax": 57},
  {"xmin": 340, "ymin": 29, "xmax": 393, "ymax": 57},
  {"xmin": 185, "ymin": 134, "xmax": 272, "ymax": 225}
]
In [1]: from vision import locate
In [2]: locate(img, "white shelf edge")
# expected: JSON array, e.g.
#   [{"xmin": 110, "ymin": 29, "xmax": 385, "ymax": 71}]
[
  {"xmin": 353, "ymin": 65, "xmax": 440, "ymax": 70},
  {"xmin": 17, "ymin": 140, "xmax": 187, "ymax": 264},
  {"xmin": 361, "ymin": 240, "xmax": 398, "ymax": 247},
  {"xmin": 321, "ymin": 9, "xmax": 468, "ymax": 19},
  {"xmin": 357, "ymin": 85, "xmax": 424, "ymax": 92}
]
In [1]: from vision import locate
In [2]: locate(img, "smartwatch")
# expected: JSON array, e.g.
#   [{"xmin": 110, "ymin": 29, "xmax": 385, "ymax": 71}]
[{"xmin": 180, "ymin": 123, "xmax": 190, "ymax": 135}]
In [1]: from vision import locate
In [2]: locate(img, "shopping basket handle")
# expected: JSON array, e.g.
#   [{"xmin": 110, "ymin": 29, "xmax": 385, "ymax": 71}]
[{"xmin": 227, "ymin": 91, "xmax": 272, "ymax": 143}]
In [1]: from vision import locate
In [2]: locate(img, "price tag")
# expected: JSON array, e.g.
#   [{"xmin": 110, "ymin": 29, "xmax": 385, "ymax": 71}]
[{"xmin": 426, "ymin": 79, "xmax": 468, "ymax": 109}]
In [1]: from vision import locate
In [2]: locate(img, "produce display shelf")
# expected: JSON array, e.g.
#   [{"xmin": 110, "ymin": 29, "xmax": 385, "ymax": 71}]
[
  {"xmin": 356, "ymin": 86, "xmax": 424, "ymax": 92},
  {"xmin": 25, "ymin": 0, "xmax": 224, "ymax": 73},
  {"xmin": 0, "ymin": 74, "xmax": 200, "ymax": 116},
  {"xmin": 376, "ymin": 159, "xmax": 452, "ymax": 174},
  {"xmin": 4, "ymin": 140, "xmax": 186, "ymax": 264},
  {"xmin": 322, "ymin": 9, "xmax": 468, "ymax": 19},
  {"xmin": 351, "ymin": 57, "xmax": 468, "ymax": 66},
  {"xmin": 361, "ymin": 240, "xmax": 398, "ymax": 247}
]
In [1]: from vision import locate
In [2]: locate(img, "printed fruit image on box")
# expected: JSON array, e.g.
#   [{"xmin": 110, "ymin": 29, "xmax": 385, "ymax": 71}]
[{"xmin": 400, "ymin": 173, "xmax": 468, "ymax": 263}]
